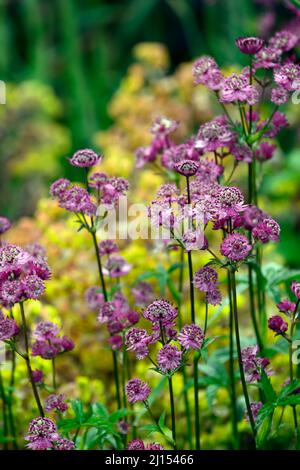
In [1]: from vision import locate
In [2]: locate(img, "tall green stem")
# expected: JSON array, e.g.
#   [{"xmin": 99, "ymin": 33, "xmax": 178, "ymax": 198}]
[
  {"xmin": 0, "ymin": 370, "xmax": 8, "ymax": 449},
  {"xmin": 194, "ymin": 351, "xmax": 201, "ymax": 450},
  {"xmin": 168, "ymin": 376, "xmax": 177, "ymax": 450},
  {"xmin": 227, "ymin": 271, "xmax": 239, "ymax": 449},
  {"xmin": 229, "ymin": 270, "xmax": 256, "ymax": 439},
  {"xmin": 19, "ymin": 302, "xmax": 44, "ymax": 417},
  {"xmin": 289, "ymin": 302, "xmax": 299, "ymax": 438}
]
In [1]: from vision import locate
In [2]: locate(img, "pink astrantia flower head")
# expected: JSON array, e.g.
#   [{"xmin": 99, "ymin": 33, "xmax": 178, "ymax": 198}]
[
  {"xmin": 59, "ymin": 185, "xmax": 96, "ymax": 216},
  {"xmin": 54, "ymin": 438, "xmax": 75, "ymax": 450},
  {"xmin": 45, "ymin": 394, "xmax": 68, "ymax": 413},
  {"xmin": 103, "ymin": 256, "xmax": 132, "ymax": 278},
  {"xmin": 269, "ymin": 30, "xmax": 298, "ymax": 53},
  {"xmin": 143, "ymin": 300, "xmax": 178, "ymax": 326},
  {"xmin": 0, "ymin": 216, "xmax": 11, "ymax": 235},
  {"xmin": 127, "ymin": 439, "xmax": 145, "ymax": 450},
  {"xmin": 125, "ymin": 378, "xmax": 151, "ymax": 404},
  {"xmin": 69, "ymin": 148, "xmax": 102, "ymax": 168},
  {"xmin": 241, "ymin": 345, "xmax": 270, "ymax": 383},
  {"xmin": 151, "ymin": 116, "xmax": 178, "ymax": 137},
  {"xmin": 88, "ymin": 172, "xmax": 108, "ymax": 189},
  {"xmin": 34, "ymin": 321, "xmax": 60, "ymax": 341},
  {"xmin": 125, "ymin": 327, "xmax": 152, "ymax": 359},
  {"xmin": 235, "ymin": 37, "xmax": 264, "ymax": 55},
  {"xmin": 255, "ymin": 142, "xmax": 277, "ymax": 162},
  {"xmin": 274, "ymin": 63, "xmax": 300, "ymax": 91},
  {"xmin": 25, "ymin": 417, "xmax": 59, "ymax": 450},
  {"xmin": 252, "ymin": 218, "xmax": 280, "ymax": 243},
  {"xmin": 192, "ymin": 56, "xmax": 223, "ymax": 90},
  {"xmin": 221, "ymin": 233, "xmax": 252, "ymax": 262},
  {"xmin": 157, "ymin": 344, "xmax": 182, "ymax": 373},
  {"xmin": 277, "ymin": 299, "xmax": 296, "ymax": 315},
  {"xmin": 0, "ymin": 314, "xmax": 19, "ymax": 341},
  {"xmin": 98, "ymin": 240, "xmax": 119, "ymax": 256},
  {"xmin": 85, "ymin": 286, "xmax": 104, "ymax": 310},
  {"xmin": 178, "ymin": 324, "xmax": 204, "ymax": 350},
  {"xmin": 291, "ymin": 281, "xmax": 300, "ymax": 300},
  {"xmin": 32, "ymin": 369, "xmax": 44, "ymax": 383},
  {"xmin": 194, "ymin": 266, "xmax": 218, "ymax": 292},
  {"xmin": 271, "ymin": 87, "xmax": 289, "ymax": 105},
  {"xmin": 268, "ymin": 315, "xmax": 288, "ymax": 335},
  {"xmin": 147, "ymin": 443, "xmax": 165, "ymax": 450},
  {"xmin": 174, "ymin": 160, "xmax": 199, "ymax": 177},
  {"xmin": 219, "ymin": 73, "xmax": 259, "ymax": 105},
  {"xmin": 195, "ymin": 118, "xmax": 234, "ymax": 153},
  {"xmin": 50, "ymin": 179, "xmax": 71, "ymax": 199},
  {"xmin": 254, "ymin": 47, "xmax": 281, "ymax": 69}
]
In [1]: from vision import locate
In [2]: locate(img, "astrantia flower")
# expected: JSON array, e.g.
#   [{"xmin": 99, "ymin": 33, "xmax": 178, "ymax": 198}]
[
  {"xmin": 108, "ymin": 335, "xmax": 123, "ymax": 350},
  {"xmin": 252, "ymin": 218, "xmax": 280, "ymax": 243},
  {"xmin": 216, "ymin": 186, "xmax": 245, "ymax": 219},
  {"xmin": 85, "ymin": 286, "xmax": 104, "ymax": 310},
  {"xmin": 45, "ymin": 394, "xmax": 68, "ymax": 413},
  {"xmin": 127, "ymin": 439, "xmax": 145, "ymax": 450},
  {"xmin": 157, "ymin": 344, "xmax": 182, "ymax": 373},
  {"xmin": 269, "ymin": 30, "xmax": 298, "ymax": 53},
  {"xmin": 69, "ymin": 148, "xmax": 102, "ymax": 168},
  {"xmin": 246, "ymin": 402, "xmax": 263, "ymax": 422},
  {"xmin": 274, "ymin": 63, "xmax": 300, "ymax": 91},
  {"xmin": 103, "ymin": 256, "xmax": 132, "ymax": 278},
  {"xmin": 254, "ymin": 47, "xmax": 281, "ymax": 69},
  {"xmin": 291, "ymin": 281, "xmax": 300, "ymax": 300},
  {"xmin": 150, "ymin": 116, "xmax": 178, "ymax": 136},
  {"xmin": 21, "ymin": 274, "xmax": 45, "ymax": 300},
  {"xmin": 174, "ymin": 159, "xmax": 199, "ymax": 177},
  {"xmin": 230, "ymin": 143, "xmax": 253, "ymax": 163},
  {"xmin": 135, "ymin": 145, "xmax": 157, "ymax": 169},
  {"xmin": 194, "ymin": 266, "xmax": 218, "ymax": 292},
  {"xmin": 192, "ymin": 56, "xmax": 223, "ymax": 90},
  {"xmin": 32, "ymin": 322, "xmax": 74, "ymax": 359},
  {"xmin": 178, "ymin": 324, "xmax": 204, "ymax": 350},
  {"xmin": 241, "ymin": 345, "xmax": 270, "ymax": 382},
  {"xmin": 101, "ymin": 177, "xmax": 129, "ymax": 205},
  {"xmin": 0, "ymin": 216, "xmax": 11, "ymax": 235},
  {"xmin": 219, "ymin": 73, "xmax": 259, "ymax": 105},
  {"xmin": 54, "ymin": 438, "xmax": 75, "ymax": 450},
  {"xmin": 98, "ymin": 240, "xmax": 119, "ymax": 256},
  {"xmin": 34, "ymin": 321, "xmax": 60, "ymax": 341},
  {"xmin": 242, "ymin": 205, "xmax": 266, "ymax": 230},
  {"xmin": 268, "ymin": 315, "xmax": 288, "ymax": 335},
  {"xmin": 0, "ymin": 314, "xmax": 19, "ymax": 341},
  {"xmin": 235, "ymin": 36, "xmax": 264, "ymax": 55},
  {"xmin": 206, "ymin": 287, "xmax": 222, "ymax": 306},
  {"xmin": 26, "ymin": 417, "xmax": 58, "ymax": 439},
  {"xmin": 271, "ymin": 87, "xmax": 289, "ymax": 105},
  {"xmin": 195, "ymin": 118, "xmax": 234, "ymax": 153},
  {"xmin": 147, "ymin": 443, "xmax": 165, "ymax": 450},
  {"xmin": 221, "ymin": 234, "xmax": 252, "ymax": 262},
  {"xmin": 97, "ymin": 302, "xmax": 116, "ymax": 323},
  {"xmin": 88, "ymin": 172, "xmax": 108, "ymax": 189},
  {"xmin": 125, "ymin": 327, "xmax": 152, "ymax": 359},
  {"xmin": 132, "ymin": 282, "xmax": 154, "ymax": 307},
  {"xmin": 277, "ymin": 299, "xmax": 296, "ymax": 315},
  {"xmin": 143, "ymin": 300, "xmax": 177, "ymax": 326},
  {"xmin": 59, "ymin": 185, "xmax": 96, "ymax": 216},
  {"xmin": 32, "ymin": 369, "xmax": 44, "ymax": 383},
  {"xmin": 255, "ymin": 142, "xmax": 277, "ymax": 162},
  {"xmin": 50, "ymin": 179, "xmax": 71, "ymax": 199},
  {"xmin": 125, "ymin": 378, "xmax": 151, "ymax": 404}
]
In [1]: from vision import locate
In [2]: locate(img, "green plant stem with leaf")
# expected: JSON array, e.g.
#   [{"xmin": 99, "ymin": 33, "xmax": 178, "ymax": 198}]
[{"xmin": 289, "ymin": 300, "xmax": 299, "ymax": 439}]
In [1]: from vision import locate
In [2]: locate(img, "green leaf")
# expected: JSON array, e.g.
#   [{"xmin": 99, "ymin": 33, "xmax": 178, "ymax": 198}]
[
  {"xmin": 259, "ymin": 370, "xmax": 277, "ymax": 403},
  {"xmin": 277, "ymin": 395, "xmax": 300, "ymax": 407},
  {"xmin": 277, "ymin": 379, "xmax": 300, "ymax": 401},
  {"xmin": 256, "ymin": 412, "xmax": 273, "ymax": 449}
]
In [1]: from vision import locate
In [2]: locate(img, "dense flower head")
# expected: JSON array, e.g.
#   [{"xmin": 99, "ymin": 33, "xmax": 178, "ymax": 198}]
[
  {"xmin": 135, "ymin": 145, "xmax": 157, "ymax": 168},
  {"xmin": 0, "ymin": 216, "xmax": 11, "ymax": 235},
  {"xmin": 151, "ymin": 116, "xmax": 179, "ymax": 136},
  {"xmin": 27, "ymin": 417, "xmax": 58, "ymax": 438},
  {"xmin": 157, "ymin": 344, "xmax": 182, "ymax": 373},
  {"xmin": 156, "ymin": 183, "xmax": 180, "ymax": 202},
  {"xmin": 69, "ymin": 148, "xmax": 102, "ymax": 168},
  {"xmin": 246, "ymin": 402, "xmax": 263, "ymax": 422},
  {"xmin": 125, "ymin": 378, "xmax": 151, "ymax": 404},
  {"xmin": 215, "ymin": 186, "xmax": 245, "ymax": 219},
  {"xmin": 254, "ymin": 47, "xmax": 281, "ymax": 69},
  {"xmin": 32, "ymin": 369, "xmax": 44, "ymax": 383},
  {"xmin": 101, "ymin": 177, "xmax": 129, "ymax": 205},
  {"xmin": 252, "ymin": 218, "xmax": 280, "ymax": 243},
  {"xmin": 125, "ymin": 327, "xmax": 153, "ymax": 359},
  {"xmin": 58, "ymin": 185, "xmax": 96, "ymax": 216},
  {"xmin": 291, "ymin": 281, "xmax": 300, "ymax": 300},
  {"xmin": 192, "ymin": 56, "xmax": 223, "ymax": 90},
  {"xmin": 271, "ymin": 87, "xmax": 289, "ymax": 105},
  {"xmin": 88, "ymin": 172, "xmax": 108, "ymax": 189},
  {"xmin": 269, "ymin": 30, "xmax": 298, "ymax": 53},
  {"xmin": 178, "ymin": 324, "xmax": 204, "ymax": 350},
  {"xmin": 132, "ymin": 282, "xmax": 154, "ymax": 307},
  {"xmin": 274, "ymin": 63, "xmax": 300, "ymax": 91},
  {"xmin": 103, "ymin": 256, "xmax": 132, "ymax": 278},
  {"xmin": 235, "ymin": 36, "xmax": 264, "ymax": 55},
  {"xmin": 127, "ymin": 439, "xmax": 145, "ymax": 450},
  {"xmin": 98, "ymin": 240, "xmax": 119, "ymax": 256},
  {"xmin": 174, "ymin": 159, "xmax": 199, "ymax": 177},
  {"xmin": 0, "ymin": 313, "xmax": 19, "ymax": 341},
  {"xmin": 50, "ymin": 178, "xmax": 71, "ymax": 199},
  {"xmin": 143, "ymin": 299, "xmax": 178, "ymax": 326},
  {"xmin": 277, "ymin": 299, "xmax": 296, "ymax": 315},
  {"xmin": 219, "ymin": 73, "xmax": 259, "ymax": 105},
  {"xmin": 54, "ymin": 438, "xmax": 75, "ymax": 450},
  {"xmin": 147, "ymin": 443, "xmax": 165, "ymax": 450},
  {"xmin": 195, "ymin": 118, "xmax": 234, "ymax": 152},
  {"xmin": 230, "ymin": 143, "xmax": 253, "ymax": 163},
  {"xmin": 241, "ymin": 345, "xmax": 270, "ymax": 382},
  {"xmin": 182, "ymin": 229, "xmax": 206, "ymax": 252},
  {"xmin": 221, "ymin": 233, "xmax": 252, "ymax": 262},
  {"xmin": 255, "ymin": 142, "xmax": 277, "ymax": 161},
  {"xmin": 242, "ymin": 205, "xmax": 266, "ymax": 230},
  {"xmin": 85, "ymin": 286, "xmax": 104, "ymax": 310},
  {"xmin": 32, "ymin": 322, "xmax": 74, "ymax": 359},
  {"xmin": 98, "ymin": 295, "xmax": 138, "ymax": 334},
  {"xmin": 268, "ymin": 315, "xmax": 288, "ymax": 335},
  {"xmin": 194, "ymin": 266, "xmax": 218, "ymax": 292},
  {"xmin": 206, "ymin": 288, "xmax": 222, "ymax": 306},
  {"xmin": 45, "ymin": 394, "xmax": 68, "ymax": 413}
]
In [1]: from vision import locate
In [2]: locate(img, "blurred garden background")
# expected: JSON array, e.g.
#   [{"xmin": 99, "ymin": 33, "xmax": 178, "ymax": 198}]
[{"xmin": 1, "ymin": 0, "xmax": 300, "ymax": 450}]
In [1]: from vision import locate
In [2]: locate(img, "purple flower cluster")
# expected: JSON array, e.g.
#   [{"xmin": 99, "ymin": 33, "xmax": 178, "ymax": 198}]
[
  {"xmin": 268, "ymin": 315, "xmax": 288, "ymax": 335},
  {"xmin": 32, "ymin": 321, "xmax": 74, "ymax": 360},
  {"xmin": 25, "ymin": 417, "xmax": 74, "ymax": 450},
  {"xmin": 125, "ymin": 378, "xmax": 151, "ymax": 404},
  {"xmin": 241, "ymin": 345, "xmax": 271, "ymax": 383},
  {"xmin": 127, "ymin": 439, "xmax": 164, "ymax": 450},
  {"xmin": 0, "ymin": 310, "xmax": 19, "ymax": 341},
  {"xmin": 0, "ymin": 243, "xmax": 51, "ymax": 308},
  {"xmin": 44, "ymin": 394, "xmax": 68, "ymax": 413},
  {"xmin": 194, "ymin": 267, "xmax": 222, "ymax": 306}
]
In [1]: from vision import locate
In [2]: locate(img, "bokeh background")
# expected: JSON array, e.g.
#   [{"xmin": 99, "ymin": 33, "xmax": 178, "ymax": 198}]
[{"xmin": 1, "ymin": 0, "xmax": 300, "ymax": 449}]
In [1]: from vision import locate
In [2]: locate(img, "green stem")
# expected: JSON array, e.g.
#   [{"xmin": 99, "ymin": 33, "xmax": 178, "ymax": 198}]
[
  {"xmin": 0, "ymin": 370, "xmax": 8, "ymax": 449},
  {"xmin": 168, "ymin": 376, "xmax": 177, "ymax": 450},
  {"xmin": 90, "ymin": 231, "xmax": 107, "ymax": 301},
  {"xmin": 229, "ymin": 270, "xmax": 256, "ymax": 440},
  {"xmin": 193, "ymin": 351, "xmax": 201, "ymax": 450},
  {"xmin": 7, "ymin": 345, "xmax": 18, "ymax": 449},
  {"xmin": 112, "ymin": 349, "xmax": 121, "ymax": 410},
  {"xmin": 289, "ymin": 302, "xmax": 299, "ymax": 439},
  {"xmin": 19, "ymin": 302, "xmax": 44, "ymax": 417},
  {"xmin": 248, "ymin": 264, "xmax": 263, "ymax": 351},
  {"xmin": 227, "ymin": 271, "xmax": 239, "ymax": 449}
]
